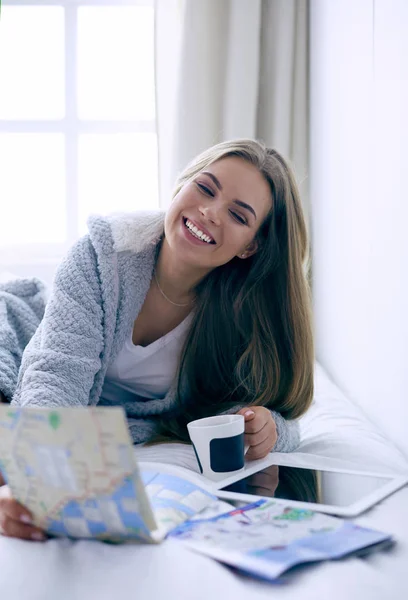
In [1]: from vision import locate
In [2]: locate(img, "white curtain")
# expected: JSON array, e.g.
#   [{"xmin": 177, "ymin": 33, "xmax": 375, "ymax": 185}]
[{"xmin": 154, "ymin": 0, "xmax": 309, "ymax": 220}]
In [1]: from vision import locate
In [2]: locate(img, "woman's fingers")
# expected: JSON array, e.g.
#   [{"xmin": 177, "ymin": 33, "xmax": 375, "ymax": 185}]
[
  {"xmin": 244, "ymin": 415, "xmax": 265, "ymax": 435},
  {"xmin": 245, "ymin": 435, "xmax": 275, "ymax": 461},
  {"xmin": 0, "ymin": 486, "xmax": 47, "ymax": 541},
  {"xmin": 0, "ymin": 484, "xmax": 31, "ymax": 519},
  {"xmin": 244, "ymin": 421, "xmax": 269, "ymax": 451},
  {"xmin": 0, "ymin": 515, "xmax": 47, "ymax": 541}
]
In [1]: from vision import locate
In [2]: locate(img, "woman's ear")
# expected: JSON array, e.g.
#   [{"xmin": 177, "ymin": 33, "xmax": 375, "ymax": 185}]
[{"xmin": 238, "ymin": 239, "xmax": 258, "ymax": 259}]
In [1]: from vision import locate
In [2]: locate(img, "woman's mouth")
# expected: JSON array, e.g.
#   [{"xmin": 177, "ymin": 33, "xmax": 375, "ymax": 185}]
[{"xmin": 182, "ymin": 217, "xmax": 216, "ymax": 245}]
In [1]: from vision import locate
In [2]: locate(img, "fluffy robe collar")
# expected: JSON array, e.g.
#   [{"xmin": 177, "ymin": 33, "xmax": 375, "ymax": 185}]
[{"xmin": 91, "ymin": 210, "xmax": 167, "ymax": 254}]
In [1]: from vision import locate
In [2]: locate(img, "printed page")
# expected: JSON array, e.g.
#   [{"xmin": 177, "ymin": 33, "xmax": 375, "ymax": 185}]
[
  {"xmin": 141, "ymin": 469, "xmax": 220, "ymax": 541},
  {"xmin": 168, "ymin": 499, "xmax": 393, "ymax": 580},
  {"xmin": 0, "ymin": 405, "xmax": 157, "ymax": 542}
]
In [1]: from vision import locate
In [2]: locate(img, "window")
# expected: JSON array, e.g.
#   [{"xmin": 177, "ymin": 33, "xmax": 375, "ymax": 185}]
[{"xmin": 0, "ymin": 0, "xmax": 158, "ymax": 266}]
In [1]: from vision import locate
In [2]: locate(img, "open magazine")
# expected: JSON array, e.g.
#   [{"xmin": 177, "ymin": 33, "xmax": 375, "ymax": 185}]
[{"xmin": 0, "ymin": 405, "xmax": 393, "ymax": 580}]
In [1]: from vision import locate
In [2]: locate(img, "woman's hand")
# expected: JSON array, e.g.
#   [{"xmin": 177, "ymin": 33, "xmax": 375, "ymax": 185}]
[
  {"xmin": 0, "ymin": 486, "xmax": 47, "ymax": 542},
  {"xmin": 236, "ymin": 406, "xmax": 277, "ymax": 461}
]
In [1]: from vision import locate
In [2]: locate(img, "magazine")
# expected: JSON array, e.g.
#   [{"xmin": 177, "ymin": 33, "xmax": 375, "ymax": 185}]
[{"xmin": 0, "ymin": 405, "xmax": 393, "ymax": 579}]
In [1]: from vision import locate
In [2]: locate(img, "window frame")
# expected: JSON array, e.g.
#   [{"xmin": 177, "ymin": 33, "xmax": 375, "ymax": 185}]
[{"xmin": 0, "ymin": 0, "xmax": 155, "ymax": 266}]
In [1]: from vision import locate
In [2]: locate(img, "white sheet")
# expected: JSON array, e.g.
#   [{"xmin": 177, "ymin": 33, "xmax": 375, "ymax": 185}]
[
  {"xmin": 298, "ymin": 363, "xmax": 408, "ymax": 472},
  {"xmin": 134, "ymin": 362, "xmax": 408, "ymax": 475},
  {"xmin": 1, "ymin": 362, "xmax": 407, "ymax": 600}
]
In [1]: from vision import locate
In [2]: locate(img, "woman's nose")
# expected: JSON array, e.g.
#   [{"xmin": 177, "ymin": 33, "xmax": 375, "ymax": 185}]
[{"xmin": 199, "ymin": 206, "xmax": 221, "ymax": 226}]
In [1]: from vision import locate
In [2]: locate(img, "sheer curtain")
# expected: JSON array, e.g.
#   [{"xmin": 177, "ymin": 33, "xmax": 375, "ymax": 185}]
[{"xmin": 154, "ymin": 0, "xmax": 310, "ymax": 222}]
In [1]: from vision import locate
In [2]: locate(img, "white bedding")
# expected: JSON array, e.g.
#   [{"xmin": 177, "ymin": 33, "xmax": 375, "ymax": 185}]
[{"xmin": 1, "ymin": 362, "xmax": 407, "ymax": 600}]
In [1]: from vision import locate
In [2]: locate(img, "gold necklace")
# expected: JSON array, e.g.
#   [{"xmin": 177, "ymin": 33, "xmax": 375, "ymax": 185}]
[{"xmin": 153, "ymin": 269, "xmax": 194, "ymax": 307}]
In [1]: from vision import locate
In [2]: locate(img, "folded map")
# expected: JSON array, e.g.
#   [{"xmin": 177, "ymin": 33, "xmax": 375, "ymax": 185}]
[{"xmin": 0, "ymin": 405, "xmax": 393, "ymax": 580}]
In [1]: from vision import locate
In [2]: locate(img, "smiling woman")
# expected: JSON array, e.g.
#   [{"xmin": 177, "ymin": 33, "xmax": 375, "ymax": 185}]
[
  {"xmin": 0, "ymin": 139, "xmax": 313, "ymax": 509},
  {"xmin": 0, "ymin": 138, "xmax": 314, "ymax": 541},
  {"xmin": 149, "ymin": 139, "xmax": 314, "ymax": 443},
  {"xmin": 155, "ymin": 155, "xmax": 274, "ymax": 308}
]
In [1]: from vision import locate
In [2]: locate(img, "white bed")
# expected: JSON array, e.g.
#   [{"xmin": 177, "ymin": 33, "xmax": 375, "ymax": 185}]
[{"xmin": 1, "ymin": 362, "xmax": 407, "ymax": 600}]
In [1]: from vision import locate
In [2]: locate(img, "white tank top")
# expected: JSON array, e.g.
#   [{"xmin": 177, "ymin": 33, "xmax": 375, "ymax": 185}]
[{"xmin": 101, "ymin": 310, "xmax": 195, "ymax": 402}]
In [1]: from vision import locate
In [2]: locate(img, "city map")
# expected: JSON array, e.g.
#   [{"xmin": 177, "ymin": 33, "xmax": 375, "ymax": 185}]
[{"xmin": 0, "ymin": 405, "xmax": 216, "ymax": 543}]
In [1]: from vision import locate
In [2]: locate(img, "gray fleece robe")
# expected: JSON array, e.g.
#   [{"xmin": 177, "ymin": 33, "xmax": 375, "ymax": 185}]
[{"xmin": 3, "ymin": 210, "xmax": 299, "ymax": 451}]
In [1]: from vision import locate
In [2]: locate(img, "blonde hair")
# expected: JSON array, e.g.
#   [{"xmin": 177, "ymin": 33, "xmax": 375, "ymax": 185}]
[{"xmin": 154, "ymin": 138, "xmax": 314, "ymax": 441}]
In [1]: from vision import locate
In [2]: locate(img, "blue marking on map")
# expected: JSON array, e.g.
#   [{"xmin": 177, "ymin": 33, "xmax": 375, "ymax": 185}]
[
  {"xmin": 28, "ymin": 413, "xmax": 48, "ymax": 423},
  {"xmin": 150, "ymin": 497, "xmax": 195, "ymax": 516},
  {"xmin": 141, "ymin": 470, "xmax": 158, "ymax": 486},
  {"xmin": 0, "ymin": 410, "xmax": 21, "ymax": 430},
  {"xmin": 40, "ymin": 476, "xmax": 152, "ymax": 540},
  {"xmin": 24, "ymin": 465, "xmax": 35, "ymax": 476},
  {"xmin": 111, "ymin": 476, "xmax": 151, "ymax": 533},
  {"xmin": 46, "ymin": 519, "xmax": 117, "ymax": 540},
  {"xmin": 86, "ymin": 521, "xmax": 109, "ymax": 536},
  {"xmin": 243, "ymin": 521, "xmax": 391, "ymax": 573},
  {"xmin": 46, "ymin": 519, "xmax": 70, "ymax": 537},
  {"xmin": 112, "ymin": 475, "xmax": 139, "ymax": 498},
  {"xmin": 250, "ymin": 544, "xmax": 309, "ymax": 566},
  {"xmin": 286, "ymin": 521, "xmax": 390, "ymax": 558},
  {"xmin": 84, "ymin": 499, "xmax": 98, "ymax": 509},
  {"xmin": 141, "ymin": 470, "xmax": 216, "ymax": 500},
  {"xmin": 141, "ymin": 470, "xmax": 216, "ymax": 518},
  {"xmin": 62, "ymin": 500, "xmax": 84, "ymax": 518}
]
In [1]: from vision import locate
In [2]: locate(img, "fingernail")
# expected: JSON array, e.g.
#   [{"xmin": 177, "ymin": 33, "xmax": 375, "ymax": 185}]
[
  {"xmin": 245, "ymin": 410, "xmax": 255, "ymax": 417},
  {"xmin": 20, "ymin": 514, "xmax": 33, "ymax": 524},
  {"xmin": 31, "ymin": 532, "xmax": 45, "ymax": 541}
]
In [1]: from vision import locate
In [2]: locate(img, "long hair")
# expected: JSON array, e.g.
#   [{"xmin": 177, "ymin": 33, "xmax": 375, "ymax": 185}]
[{"xmin": 152, "ymin": 139, "xmax": 314, "ymax": 442}]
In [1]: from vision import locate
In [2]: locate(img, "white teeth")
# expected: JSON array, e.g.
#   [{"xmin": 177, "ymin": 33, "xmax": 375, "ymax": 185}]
[{"xmin": 185, "ymin": 219, "xmax": 214, "ymax": 244}]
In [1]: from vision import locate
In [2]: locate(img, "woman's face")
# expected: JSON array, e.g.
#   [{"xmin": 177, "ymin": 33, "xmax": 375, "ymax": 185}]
[{"xmin": 164, "ymin": 156, "xmax": 272, "ymax": 269}]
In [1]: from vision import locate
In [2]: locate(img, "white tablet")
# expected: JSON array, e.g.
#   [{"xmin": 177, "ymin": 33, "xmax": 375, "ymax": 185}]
[{"xmin": 215, "ymin": 461, "xmax": 408, "ymax": 517}]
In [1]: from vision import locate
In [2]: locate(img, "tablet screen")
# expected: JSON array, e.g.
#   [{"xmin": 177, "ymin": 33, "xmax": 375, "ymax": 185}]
[{"xmin": 219, "ymin": 465, "xmax": 392, "ymax": 506}]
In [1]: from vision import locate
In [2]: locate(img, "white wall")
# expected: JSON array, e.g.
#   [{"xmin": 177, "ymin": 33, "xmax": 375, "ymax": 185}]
[
  {"xmin": 0, "ymin": 263, "xmax": 58, "ymax": 292},
  {"xmin": 310, "ymin": 0, "xmax": 408, "ymax": 458}
]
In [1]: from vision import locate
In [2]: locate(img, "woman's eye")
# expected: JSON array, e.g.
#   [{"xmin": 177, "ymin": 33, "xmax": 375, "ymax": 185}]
[
  {"xmin": 230, "ymin": 211, "xmax": 247, "ymax": 225},
  {"xmin": 196, "ymin": 182, "xmax": 247, "ymax": 225},
  {"xmin": 196, "ymin": 183, "xmax": 214, "ymax": 196}
]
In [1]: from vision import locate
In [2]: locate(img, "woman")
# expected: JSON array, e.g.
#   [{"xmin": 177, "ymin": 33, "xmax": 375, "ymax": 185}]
[{"xmin": 0, "ymin": 138, "xmax": 314, "ymax": 541}]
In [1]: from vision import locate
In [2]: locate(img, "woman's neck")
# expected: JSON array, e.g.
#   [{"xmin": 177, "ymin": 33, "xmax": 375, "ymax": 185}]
[{"xmin": 154, "ymin": 238, "xmax": 208, "ymax": 305}]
